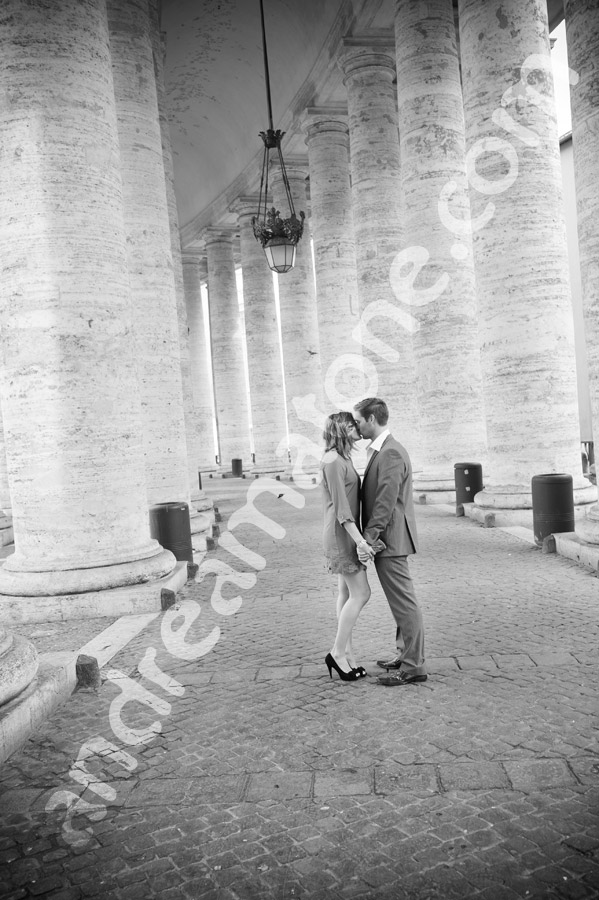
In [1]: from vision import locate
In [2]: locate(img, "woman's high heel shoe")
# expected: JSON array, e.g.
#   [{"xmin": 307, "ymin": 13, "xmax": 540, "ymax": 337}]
[{"xmin": 325, "ymin": 653, "xmax": 359, "ymax": 681}]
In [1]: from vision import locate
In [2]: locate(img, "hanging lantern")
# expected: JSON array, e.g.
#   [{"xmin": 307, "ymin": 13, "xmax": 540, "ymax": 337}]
[{"xmin": 251, "ymin": 0, "xmax": 304, "ymax": 273}]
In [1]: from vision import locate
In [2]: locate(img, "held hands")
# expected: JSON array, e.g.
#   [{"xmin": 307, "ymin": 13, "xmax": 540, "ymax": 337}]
[{"xmin": 357, "ymin": 539, "xmax": 375, "ymax": 564}]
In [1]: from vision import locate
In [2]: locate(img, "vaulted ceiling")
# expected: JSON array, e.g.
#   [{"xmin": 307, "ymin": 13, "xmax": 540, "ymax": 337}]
[{"xmin": 161, "ymin": 0, "xmax": 565, "ymax": 247}]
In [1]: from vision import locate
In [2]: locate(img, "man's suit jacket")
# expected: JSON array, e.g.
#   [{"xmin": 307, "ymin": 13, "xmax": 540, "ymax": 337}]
[{"xmin": 361, "ymin": 434, "xmax": 418, "ymax": 557}]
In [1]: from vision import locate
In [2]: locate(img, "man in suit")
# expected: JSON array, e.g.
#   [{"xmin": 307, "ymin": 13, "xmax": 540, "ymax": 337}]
[{"xmin": 353, "ymin": 397, "xmax": 427, "ymax": 686}]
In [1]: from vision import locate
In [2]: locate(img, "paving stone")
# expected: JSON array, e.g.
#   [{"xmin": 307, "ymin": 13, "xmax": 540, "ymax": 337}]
[
  {"xmin": 503, "ymin": 759, "xmax": 579, "ymax": 791},
  {"xmin": 313, "ymin": 769, "xmax": 372, "ymax": 798},
  {"xmin": 438, "ymin": 762, "xmax": 511, "ymax": 791},
  {"xmin": 244, "ymin": 772, "xmax": 313, "ymax": 802}
]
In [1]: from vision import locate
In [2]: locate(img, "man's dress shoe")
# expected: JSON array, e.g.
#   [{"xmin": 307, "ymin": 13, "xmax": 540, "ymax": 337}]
[
  {"xmin": 377, "ymin": 670, "xmax": 428, "ymax": 686},
  {"xmin": 376, "ymin": 655, "xmax": 403, "ymax": 670}
]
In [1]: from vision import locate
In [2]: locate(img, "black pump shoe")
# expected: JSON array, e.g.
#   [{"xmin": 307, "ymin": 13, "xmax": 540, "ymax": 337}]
[{"xmin": 325, "ymin": 653, "xmax": 359, "ymax": 681}]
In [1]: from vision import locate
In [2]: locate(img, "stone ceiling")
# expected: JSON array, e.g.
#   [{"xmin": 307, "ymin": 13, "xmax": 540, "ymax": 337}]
[{"xmin": 161, "ymin": 0, "xmax": 565, "ymax": 248}]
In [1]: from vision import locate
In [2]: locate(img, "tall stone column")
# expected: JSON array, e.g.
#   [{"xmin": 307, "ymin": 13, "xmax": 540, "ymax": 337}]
[
  {"xmin": 340, "ymin": 39, "xmax": 421, "ymax": 459},
  {"xmin": 0, "ymin": 408, "xmax": 13, "ymax": 554},
  {"xmin": 182, "ymin": 252, "xmax": 217, "ymax": 470},
  {"xmin": 565, "ymin": 0, "xmax": 599, "ymax": 540},
  {"xmin": 0, "ymin": 0, "xmax": 174, "ymax": 603},
  {"xmin": 233, "ymin": 198, "xmax": 287, "ymax": 471},
  {"xmin": 204, "ymin": 228, "xmax": 252, "ymax": 469},
  {"xmin": 269, "ymin": 158, "xmax": 324, "ymax": 474},
  {"xmin": 458, "ymin": 0, "xmax": 592, "ymax": 512},
  {"xmin": 107, "ymin": 0, "xmax": 189, "ymax": 506},
  {"xmin": 302, "ymin": 109, "xmax": 366, "ymax": 410},
  {"xmin": 394, "ymin": 4, "xmax": 487, "ymax": 494},
  {"xmin": 149, "ymin": 2, "xmax": 214, "ymax": 539}
]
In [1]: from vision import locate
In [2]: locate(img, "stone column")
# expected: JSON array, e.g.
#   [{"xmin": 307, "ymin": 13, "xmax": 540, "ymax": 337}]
[
  {"xmin": 107, "ymin": 0, "xmax": 189, "ymax": 506},
  {"xmin": 565, "ymin": 0, "xmax": 599, "ymax": 540},
  {"xmin": 394, "ymin": 4, "xmax": 487, "ymax": 496},
  {"xmin": 340, "ymin": 39, "xmax": 421, "ymax": 459},
  {"xmin": 269, "ymin": 158, "xmax": 324, "ymax": 474},
  {"xmin": 458, "ymin": 0, "xmax": 593, "ymax": 512},
  {"xmin": 0, "ymin": 409, "xmax": 13, "ymax": 555},
  {"xmin": 204, "ymin": 228, "xmax": 252, "ymax": 470},
  {"xmin": 302, "ymin": 108, "xmax": 366, "ymax": 410},
  {"xmin": 0, "ymin": 0, "xmax": 173, "ymax": 602},
  {"xmin": 233, "ymin": 197, "xmax": 287, "ymax": 471},
  {"xmin": 149, "ymin": 3, "xmax": 215, "ymax": 538},
  {"xmin": 182, "ymin": 252, "xmax": 217, "ymax": 470}
]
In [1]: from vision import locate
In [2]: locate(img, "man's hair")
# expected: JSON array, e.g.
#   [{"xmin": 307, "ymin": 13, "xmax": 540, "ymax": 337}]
[
  {"xmin": 322, "ymin": 411, "xmax": 356, "ymax": 459},
  {"xmin": 354, "ymin": 397, "xmax": 389, "ymax": 425}
]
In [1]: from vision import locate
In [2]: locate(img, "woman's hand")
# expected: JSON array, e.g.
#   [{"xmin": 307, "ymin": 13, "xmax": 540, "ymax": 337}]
[{"xmin": 357, "ymin": 539, "xmax": 374, "ymax": 563}]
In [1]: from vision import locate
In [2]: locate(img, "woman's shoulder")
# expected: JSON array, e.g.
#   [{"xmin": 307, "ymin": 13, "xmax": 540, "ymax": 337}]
[{"xmin": 322, "ymin": 449, "xmax": 340, "ymax": 466}]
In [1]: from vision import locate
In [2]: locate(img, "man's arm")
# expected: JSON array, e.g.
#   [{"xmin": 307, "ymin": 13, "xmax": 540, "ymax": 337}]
[{"xmin": 363, "ymin": 448, "xmax": 405, "ymax": 545}]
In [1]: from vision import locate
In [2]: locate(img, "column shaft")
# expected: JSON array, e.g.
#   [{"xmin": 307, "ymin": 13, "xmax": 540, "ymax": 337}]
[
  {"xmin": 341, "ymin": 42, "xmax": 421, "ymax": 455},
  {"xmin": 107, "ymin": 0, "xmax": 189, "ymax": 506},
  {"xmin": 0, "ymin": 0, "xmax": 172, "ymax": 597},
  {"xmin": 234, "ymin": 198, "xmax": 287, "ymax": 469},
  {"xmin": 150, "ymin": 3, "xmax": 211, "ymax": 506},
  {"xmin": 459, "ymin": 0, "xmax": 591, "ymax": 507},
  {"xmin": 204, "ymin": 230, "xmax": 252, "ymax": 468},
  {"xmin": 269, "ymin": 160, "xmax": 324, "ymax": 472},
  {"xmin": 565, "ymin": 0, "xmax": 599, "ymax": 538},
  {"xmin": 395, "ymin": 3, "xmax": 487, "ymax": 489},
  {"xmin": 182, "ymin": 254, "xmax": 217, "ymax": 470},
  {"xmin": 303, "ymin": 110, "xmax": 366, "ymax": 409}
]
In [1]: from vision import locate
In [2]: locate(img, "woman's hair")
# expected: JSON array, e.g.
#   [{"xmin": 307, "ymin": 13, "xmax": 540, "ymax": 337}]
[{"xmin": 323, "ymin": 411, "xmax": 356, "ymax": 459}]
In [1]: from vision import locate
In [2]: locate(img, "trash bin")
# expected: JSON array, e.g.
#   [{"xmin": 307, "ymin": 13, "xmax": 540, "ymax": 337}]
[
  {"xmin": 531, "ymin": 473, "xmax": 574, "ymax": 546},
  {"xmin": 231, "ymin": 458, "xmax": 243, "ymax": 477},
  {"xmin": 454, "ymin": 462, "xmax": 483, "ymax": 505},
  {"xmin": 149, "ymin": 502, "xmax": 193, "ymax": 563}
]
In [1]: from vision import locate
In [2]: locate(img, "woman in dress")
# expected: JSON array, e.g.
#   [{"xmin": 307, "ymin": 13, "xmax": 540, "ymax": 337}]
[{"xmin": 321, "ymin": 411, "xmax": 372, "ymax": 682}]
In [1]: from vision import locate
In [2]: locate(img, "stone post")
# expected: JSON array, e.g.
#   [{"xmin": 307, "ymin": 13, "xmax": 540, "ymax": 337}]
[
  {"xmin": 181, "ymin": 252, "xmax": 217, "ymax": 470},
  {"xmin": 302, "ymin": 108, "xmax": 366, "ymax": 410},
  {"xmin": 107, "ymin": 0, "xmax": 190, "ymax": 507},
  {"xmin": 394, "ymin": 2, "xmax": 487, "ymax": 496},
  {"xmin": 233, "ymin": 197, "xmax": 287, "ymax": 471},
  {"xmin": 0, "ymin": 0, "xmax": 174, "ymax": 602},
  {"xmin": 269, "ymin": 158, "xmax": 324, "ymax": 476},
  {"xmin": 340, "ymin": 39, "xmax": 421, "ymax": 459},
  {"xmin": 458, "ymin": 0, "xmax": 593, "ymax": 512},
  {"xmin": 204, "ymin": 228, "xmax": 252, "ymax": 470},
  {"xmin": 149, "ymin": 3, "xmax": 214, "ymax": 540},
  {"xmin": 565, "ymin": 0, "xmax": 599, "ymax": 540}
]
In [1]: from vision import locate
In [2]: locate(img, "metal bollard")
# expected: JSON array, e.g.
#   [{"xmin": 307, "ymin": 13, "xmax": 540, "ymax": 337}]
[{"xmin": 531, "ymin": 473, "xmax": 574, "ymax": 547}]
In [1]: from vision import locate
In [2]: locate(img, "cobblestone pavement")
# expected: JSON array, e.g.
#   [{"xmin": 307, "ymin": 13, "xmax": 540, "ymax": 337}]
[{"xmin": 1, "ymin": 477, "xmax": 599, "ymax": 899}]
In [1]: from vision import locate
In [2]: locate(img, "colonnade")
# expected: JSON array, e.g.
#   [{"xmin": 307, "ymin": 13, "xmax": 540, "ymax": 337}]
[
  {"xmin": 0, "ymin": 0, "xmax": 598, "ymax": 704},
  {"xmin": 198, "ymin": 0, "xmax": 596, "ymax": 515}
]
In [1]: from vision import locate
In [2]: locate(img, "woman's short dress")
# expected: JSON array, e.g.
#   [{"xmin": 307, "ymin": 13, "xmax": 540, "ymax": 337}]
[{"xmin": 321, "ymin": 451, "xmax": 365, "ymax": 575}]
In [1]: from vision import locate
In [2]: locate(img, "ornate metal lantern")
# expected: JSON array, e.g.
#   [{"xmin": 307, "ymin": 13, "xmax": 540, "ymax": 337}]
[{"xmin": 251, "ymin": 0, "xmax": 304, "ymax": 274}]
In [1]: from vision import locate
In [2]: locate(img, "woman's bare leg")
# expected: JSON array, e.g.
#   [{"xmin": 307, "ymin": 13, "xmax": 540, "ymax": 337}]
[
  {"xmin": 330, "ymin": 569, "xmax": 371, "ymax": 672},
  {"xmin": 335, "ymin": 577, "xmax": 357, "ymax": 668}
]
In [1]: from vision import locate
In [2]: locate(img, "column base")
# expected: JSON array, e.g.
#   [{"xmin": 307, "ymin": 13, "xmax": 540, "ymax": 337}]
[
  {"xmin": 474, "ymin": 480, "xmax": 596, "ymax": 509},
  {"xmin": 412, "ymin": 476, "xmax": 456, "ymax": 505},
  {"xmin": 574, "ymin": 502, "xmax": 599, "ymax": 545},
  {"xmin": 0, "ymin": 559, "xmax": 189, "ymax": 625},
  {"xmin": 0, "ymin": 630, "xmax": 39, "ymax": 707},
  {"xmin": 0, "ymin": 547, "xmax": 177, "ymax": 597}
]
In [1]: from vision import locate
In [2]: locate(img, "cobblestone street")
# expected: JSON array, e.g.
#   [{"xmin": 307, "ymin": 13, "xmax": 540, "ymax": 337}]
[{"xmin": 1, "ymin": 477, "xmax": 599, "ymax": 899}]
